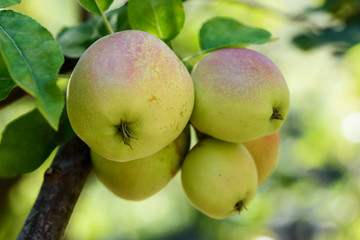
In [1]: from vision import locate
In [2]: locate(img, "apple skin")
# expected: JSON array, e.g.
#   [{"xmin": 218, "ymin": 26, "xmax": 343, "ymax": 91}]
[
  {"xmin": 190, "ymin": 48, "xmax": 290, "ymax": 143},
  {"xmin": 91, "ymin": 126, "xmax": 190, "ymax": 201},
  {"xmin": 181, "ymin": 137, "xmax": 258, "ymax": 219},
  {"xmin": 67, "ymin": 30, "xmax": 194, "ymax": 162},
  {"xmin": 244, "ymin": 131, "xmax": 280, "ymax": 185}
]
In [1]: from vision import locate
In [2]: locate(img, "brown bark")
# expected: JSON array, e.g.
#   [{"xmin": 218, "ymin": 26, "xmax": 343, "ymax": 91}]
[{"xmin": 17, "ymin": 136, "xmax": 91, "ymax": 240}]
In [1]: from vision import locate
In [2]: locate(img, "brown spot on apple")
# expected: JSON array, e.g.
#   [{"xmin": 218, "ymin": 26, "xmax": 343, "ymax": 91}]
[
  {"xmin": 147, "ymin": 95, "xmax": 159, "ymax": 102},
  {"xmin": 174, "ymin": 138, "xmax": 182, "ymax": 156}
]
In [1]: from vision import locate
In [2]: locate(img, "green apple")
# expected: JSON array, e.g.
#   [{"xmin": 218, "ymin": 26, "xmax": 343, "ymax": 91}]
[
  {"xmin": 67, "ymin": 30, "xmax": 194, "ymax": 161},
  {"xmin": 244, "ymin": 131, "xmax": 280, "ymax": 185},
  {"xmin": 91, "ymin": 126, "xmax": 190, "ymax": 201},
  {"xmin": 181, "ymin": 137, "xmax": 258, "ymax": 219},
  {"xmin": 190, "ymin": 48, "xmax": 290, "ymax": 143}
]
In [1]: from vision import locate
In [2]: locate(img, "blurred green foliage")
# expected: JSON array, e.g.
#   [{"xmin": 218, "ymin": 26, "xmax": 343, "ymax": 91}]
[
  {"xmin": 1, "ymin": 0, "xmax": 360, "ymax": 240},
  {"xmin": 57, "ymin": 6, "xmax": 129, "ymax": 58},
  {"xmin": 292, "ymin": 0, "xmax": 360, "ymax": 55}
]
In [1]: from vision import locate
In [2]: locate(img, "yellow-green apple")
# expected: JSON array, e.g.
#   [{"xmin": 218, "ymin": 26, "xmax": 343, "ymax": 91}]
[
  {"xmin": 181, "ymin": 137, "xmax": 258, "ymax": 219},
  {"xmin": 244, "ymin": 131, "xmax": 280, "ymax": 185},
  {"xmin": 91, "ymin": 126, "xmax": 190, "ymax": 201},
  {"xmin": 67, "ymin": 30, "xmax": 194, "ymax": 161},
  {"xmin": 190, "ymin": 48, "xmax": 290, "ymax": 143}
]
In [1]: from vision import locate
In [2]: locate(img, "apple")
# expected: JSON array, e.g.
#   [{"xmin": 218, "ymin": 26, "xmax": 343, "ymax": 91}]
[
  {"xmin": 67, "ymin": 30, "xmax": 194, "ymax": 161},
  {"xmin": 190, "ymin": 48, "xmax": 290, "ymax": 143},
  {"xmin": 244, "ymin": 131, "xmax": 280, "ymax": 185},
  {"xmin": 91, "ymin": 126, "xmax": 190, "ymax": 201},
  {"xmin": 181, "ymin": 137, "xmax": 258, "ymax": 219}
]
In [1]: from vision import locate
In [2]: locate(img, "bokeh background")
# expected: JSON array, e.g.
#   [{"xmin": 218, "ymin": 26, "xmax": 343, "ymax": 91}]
[{"xmin": 1, "ymin": 0, "xmax": 360, "ymax": 239}]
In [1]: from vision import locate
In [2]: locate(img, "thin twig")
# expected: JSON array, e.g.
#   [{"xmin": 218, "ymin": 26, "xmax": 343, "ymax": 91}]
[{"xmin": 95, "ymin": 0, "xmax": 114, "ymax": 34}]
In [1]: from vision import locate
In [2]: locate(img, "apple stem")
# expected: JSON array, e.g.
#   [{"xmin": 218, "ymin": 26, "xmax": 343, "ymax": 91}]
[
  {"xmin": 94, "ymin": 0, "xmax": 114, "ymax": 35},
  {"xmin": 271, "ymin": 108, "xmax": 284, "ymax": 120},
  {"xmin": 234, "ymin": 200, "xmax": 246, "ymax": 214},
  {"xmin": 117, "ymin": 122, "xmax": 137, "ymax": 149}
]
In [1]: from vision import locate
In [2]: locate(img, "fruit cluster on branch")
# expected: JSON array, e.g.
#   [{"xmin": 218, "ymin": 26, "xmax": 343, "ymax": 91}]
[{"xmin": 66, "ymin": 30, "xmax": 290, "ymax": 220}]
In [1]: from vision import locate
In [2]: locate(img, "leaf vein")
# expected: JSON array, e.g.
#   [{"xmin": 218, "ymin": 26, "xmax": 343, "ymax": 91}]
[
  {"xmin": 0, "ymin": 26, "xmax": 37, "ymax": 89},
  {"xmin": 150, "ymin": 0, "xmax": 164, "ymax": 39}
]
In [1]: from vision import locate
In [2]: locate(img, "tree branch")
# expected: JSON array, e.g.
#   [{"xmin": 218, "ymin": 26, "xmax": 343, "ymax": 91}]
[{"xmin": 17, "ymin": 136, "xmax": 91, "ymax": 240}]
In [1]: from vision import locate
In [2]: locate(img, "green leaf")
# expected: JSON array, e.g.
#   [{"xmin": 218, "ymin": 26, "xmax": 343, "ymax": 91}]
[
  {"xmin": 57, "ymin": 6, "xmax": 129, "ymax": 58},
  {"xmin": 199, "ymin": 17, "xmax": 272, "ymax": 51},
  {"xmin": 0, "ymin": 10, "xmax": 65, "ymax": 130},
  {"xmin": 77, "ymin": 0, "xmax": 114, "ymax": 15},
  {"xmin": 0, "ymin": 0, "xmax": 21, "ymax": 8},
  {"xmin": 128, "ymin": 0, "xmax": 185, "ymax": 41},
  {"xmin": 0, "ymin": 109, "xmax": 58, "ymax": 177},
  {"xmin": 0, "ymin": 53, "xmax": 15, "ymax": 100},
  {"xmin": 0, "ymin": 78, "xmax": 15, "ymax": 101},
  {"xmin": 0, "ymin": 107, "xmax": 75, "ymax": 177}
]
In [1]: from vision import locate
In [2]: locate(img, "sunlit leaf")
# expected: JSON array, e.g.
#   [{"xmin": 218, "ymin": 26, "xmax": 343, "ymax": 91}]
[
  {"xmin": 0, "ymin": 0, "xmax": 21, "ymax": 8},
  {"xmin": 57, "ymin": 6, "xmax": 129, "ymax": 58},
  {"xmin": 199, "ymin": 17, "xmax": 272, "ymax": 51},
  {"xmin": 344, "ymin": 43, "xmax": 360, "ymax": 92},
  {"xmin": 0, "ymin": 10, "xmax": 64, "ymax": 130},
  {"xmin": 128, "ymin": 0, "xmax": 185, "ymax": 41},
  {"xmin": 77, "ymin": 0, "xmax": 114, "ymax": 15}
]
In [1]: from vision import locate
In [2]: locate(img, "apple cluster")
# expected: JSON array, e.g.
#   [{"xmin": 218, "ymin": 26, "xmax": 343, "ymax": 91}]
[{"xmin": 66, "ymin": 30, "xmax": 290, "ymax": 220}]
